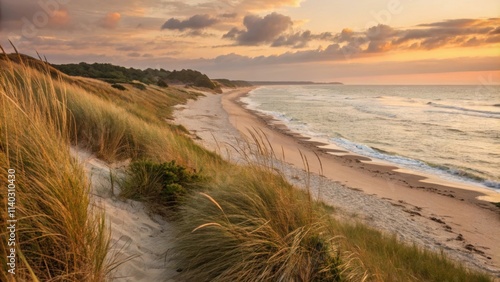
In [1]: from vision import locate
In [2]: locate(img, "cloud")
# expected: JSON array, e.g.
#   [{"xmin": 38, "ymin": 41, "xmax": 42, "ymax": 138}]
[
  {"xmin": 417, "ymin": 18, "xmax": 498, "ymax": 28},
  {"xmin": 366, "ymin": 40, "xmax": 392, "ymax": 53},
  {"xmin": 335, "ymin": 28, "xmax": 355, "ymax": 43},
  {"xmin": 212, "ymin": 43, "xmax": 346, "ymax": 66},
  {"xmin": 184, "ymin": 30, "xmax": 214, "ymax": 37},
  {"xmin": 271, "ymin": 31, "xmax": 334, "ymax": 48},
  {"xmin": 213, "ymin": 18, "xmax": 500, "ymax": 66},
  {"xmin": 392, "ymin": 18, "xmax": 498, "ymax": 49},
  {"xmin": 116, "ymin": 45, "xmax": 142, "ymax": 51},
  {"xmin": 219, "ymin": 13, "xmax": 237, "ymax": 19},
  {"xmin": 100, "ymin": 12, "xmax": 121, "ymax": 29},
  {"xmin": 486, "ymin": 34, "xmax": 500, "ymax": 43},
  {"xmin": 127, "ymin": 52, "xmax": 141, "ymax": 57},
  {"xmin": 222, "ymin": 27, "xmax": 240, "ymax": 39},
  {"xmin": 161, "ymin": 14, "xmax": 218, "ymax": 31},
  {"xmin": 331, "ymin": 18, "xmax": 500, "ymax": 54},
  {"xmin": 49, "ymin": 9, "xmax": 70, "ymax": 28},
  {"xmin": 222, "ymin": 11, "xmax": 334, "ymax": 48},
  {"xmin": 223, "ymin": 12, "xmax": 292, "ymax": 45},
  {"xmin": 272, "ymin": 30, "xmax": 312, "ymax": 48},
  {"xmin": 206, "ymin": 53, "xmax": 499, "ymax": 78},
  {"xmin": 0, "ymin": 0, "xmax": 72, "ymax": 30},
  {"xmin": 0, "ymin": 1, "xmax": 41, "ymax": 26},
  {"xmin": 490, "ymin": 27, "xmax": 500, "ymax": 34},
  {"xmin": 366, "ymin": 24, "xmax": 396, "ymax": 40}
]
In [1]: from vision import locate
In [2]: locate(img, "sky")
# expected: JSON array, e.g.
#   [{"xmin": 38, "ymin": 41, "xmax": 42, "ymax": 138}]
[{"xmin": 0, "ymin": 0, "xmax": 499, "ymax": 84}]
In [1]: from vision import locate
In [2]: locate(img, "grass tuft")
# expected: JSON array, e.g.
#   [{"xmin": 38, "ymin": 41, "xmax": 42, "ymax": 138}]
[
  {"xmin": 175, "ymin": 165, "xmax": 367, "ymax": 281},
  {"xmin": 0, "ymin": 49, "xmax": 109, "ymax": 281}
]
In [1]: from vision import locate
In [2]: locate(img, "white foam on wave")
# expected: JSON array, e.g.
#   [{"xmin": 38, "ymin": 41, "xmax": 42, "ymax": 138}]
[
  {"xmin": 331, "ymin": 137, "xmax": 500, "ymax": 192},
  {"xmin": 241, "ymin": 87, "xmax": 500, "ymax": 193}
]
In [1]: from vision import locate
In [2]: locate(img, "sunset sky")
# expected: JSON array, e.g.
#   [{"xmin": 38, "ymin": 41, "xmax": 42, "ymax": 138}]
[{"xmin": 1, "ymin": 0, "xmax": 499, "ymax": 84}]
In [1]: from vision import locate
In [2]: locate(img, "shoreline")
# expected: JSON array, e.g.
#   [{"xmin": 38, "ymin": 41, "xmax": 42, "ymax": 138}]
[
  {"xmin": 238, "ymin": 88, "xmax": 500, "ymax": 204},
  {"xmin": 174, "ymin": 87, "xmax": 500, "ymax": 276},
  {"xmin": 221, "ymin": 87, "xmax": 500, "ymax": 273}
]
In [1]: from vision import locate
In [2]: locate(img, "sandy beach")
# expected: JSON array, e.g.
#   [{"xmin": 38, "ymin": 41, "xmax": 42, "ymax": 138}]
[{"xmin": 175, "ymin": 88, "xmax": 500, "ymax": 277}]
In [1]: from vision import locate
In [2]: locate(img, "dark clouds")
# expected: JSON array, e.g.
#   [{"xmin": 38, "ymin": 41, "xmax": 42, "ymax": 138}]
[
  {"xmin": 272, "ymin": 31, "xmax": 334, "ymax": 48},
  {"xmin": 211, "ymin": 17, "xmax": 500, "ymax": 67},
  {"xmin": 220, "ymin": 16, "xmax": 499, "ymax": 54},
  {"xmin": 272, "ymin": 30, "xmax": 312, "ymax": 48},
  {"xmin": 219, "ymin": 14, "xmax": 499, "ymax": 54},
  {"xmin": 212, "ymin": 43, "xmax": 346, "ymax": 66},
  {"xmin": 0, "ymin": 1, "xmax": 40, "ymax": 22},
  {"xmin": 223, "ymin": 13, "xmax": 292, "ymax": 45},
  {"xmin": 2, "ymin": 2, "xmax": 71, "ymax": 30},
  {"xmin": 335, "ymin": 28, "xmax": 354, "ymax": 43},
  {"xmin": 127, "ymin": 52, "xmax": 141, "ymax": 57},
  {"xmin": 220, "ymin": 11, "xmax": 332, "ymax": 48},
  {"xmin": 220, "ymin": 13, "xmax": 237, "ymax": 19},
  {"xmin": 418, "ymin": 18, "xmax": 488, "ymax": 28},
  {"xmin": 161, "ymin": 14, "xmax": 218, "ymax": 31}
]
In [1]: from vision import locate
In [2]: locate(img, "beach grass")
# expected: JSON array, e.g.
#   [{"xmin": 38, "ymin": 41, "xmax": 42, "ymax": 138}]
[
  {"xmin": 0, "ymin": 53, "xmax": 109, "ymax": 281},
  {"xmin": 332, "ymin": 221, "xmax": 491, "ymax": 281},
  {"xmin": 0, "ymin": 51, "xmax": 494, "ymax": 281},
  {"xmin": 175, "ymin": 164, "xmax": 367, "ymax": 281}
]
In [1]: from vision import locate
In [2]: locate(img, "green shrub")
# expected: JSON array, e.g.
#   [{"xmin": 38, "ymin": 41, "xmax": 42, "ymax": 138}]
[
  {"xmin": 130, "ymin": 82, "xmax": 147, "ymax": 90},
  {"xmin": 111, "ymin": 83, "xmax": 126, "ymax": 91},
  {"xmin": 157, "ymin": 79, "xmax": 169, "ymax": 87},
  {"xmin": 123, "ymin": 160, "xmax": 201, "ymax": 205}
]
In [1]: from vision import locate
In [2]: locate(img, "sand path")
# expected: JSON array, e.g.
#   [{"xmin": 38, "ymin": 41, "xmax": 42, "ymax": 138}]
[{"xmin": 72, "ymin": 148, "xmax": 180, "ymax": 281}]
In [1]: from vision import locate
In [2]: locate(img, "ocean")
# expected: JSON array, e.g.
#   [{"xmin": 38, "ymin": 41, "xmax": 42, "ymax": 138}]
[{"xmin": 241, "ymin": 85, "xmax": 500, "ymax": 190}]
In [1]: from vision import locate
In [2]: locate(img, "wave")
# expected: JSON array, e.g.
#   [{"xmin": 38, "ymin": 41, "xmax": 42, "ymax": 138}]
[
  {"xmin": 484, "ymin": 181, "xmax": 500, "ymax": 189},
  {"xmin": 425, "ymin": 110, "xmax": 500, "ymax": 120},
  {"xmin": 243, "ymin": 87, "xmax": 500, "ymax": 192},
  {"xmin": 427, "ymin": 102, "xmax": 500, "ymax": 116},
  {"xmin": 332, "ymin": 137, "xmax": 429, "ymax": 168},
  {"xmin": 332, "ymin": 138, "xmax": 499, "ymax": 191}
]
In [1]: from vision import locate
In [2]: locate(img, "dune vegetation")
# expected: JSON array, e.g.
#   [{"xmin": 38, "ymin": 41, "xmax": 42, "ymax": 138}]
[
  {"xmin": 0, "ymin": 52, "xmax": 109, "ymax": 281},
  {"xmin": 0, "ymin": 51, "xmax": 493, "ymax": 281}
]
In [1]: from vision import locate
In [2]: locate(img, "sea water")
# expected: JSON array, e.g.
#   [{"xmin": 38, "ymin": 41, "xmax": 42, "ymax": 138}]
[{"xmin": 242, "ymin": 85, "xmax": 500, "ymax": 190}]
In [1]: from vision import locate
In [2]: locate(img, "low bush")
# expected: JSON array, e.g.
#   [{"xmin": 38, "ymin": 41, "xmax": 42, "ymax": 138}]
[
  {"xmin": 111, "ymin": 83, "xmax": 126, "ymax": 91},
  {"xmin": 130, "ymin": 82, "xmax": 147, "ymax": 90},
  {"xmin": 122, "ymin": 160, "xmax": 202, "ymax": 205},
  {"xmin": 157, "ymin": 79, "xmax": 169, "ymax": 87}
]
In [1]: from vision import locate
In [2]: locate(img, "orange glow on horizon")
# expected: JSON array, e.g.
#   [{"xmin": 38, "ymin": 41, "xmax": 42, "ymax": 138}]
[{"xmin": 338, "ymin": 71, "xmax": 500, "ymax": 85}]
